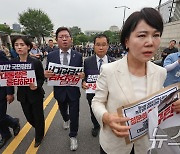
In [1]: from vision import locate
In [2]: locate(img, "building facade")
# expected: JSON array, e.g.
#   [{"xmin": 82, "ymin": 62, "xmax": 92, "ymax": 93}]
[
  {"xmin": 84, "ymin": 30, "xmax": 103, "ymax": 36},
  {"xmin": 158, "ymin": 0, "xmax": 180, "ymax": 48},
  {"xmin": 158, "ymin": 0, "xmax": 180, "ymax": 23},
  {"xmin": 109, "ymin": 25, "xmax": 119, "ymax": 32}
]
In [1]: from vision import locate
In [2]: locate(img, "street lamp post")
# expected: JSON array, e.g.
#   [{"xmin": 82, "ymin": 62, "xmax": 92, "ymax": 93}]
[
  {"xmin": 158, "ymin": 0, "xmax": 162, "ymax": 11},
  {"xmin": 115, "ymin": 6, "xmax": 130, "ymax": 28}
]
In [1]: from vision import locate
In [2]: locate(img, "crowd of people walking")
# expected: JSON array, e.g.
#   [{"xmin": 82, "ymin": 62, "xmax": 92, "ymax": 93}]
[{"xmin": 0, "ymin": 7, "xmax": 180, "ymax": 154}]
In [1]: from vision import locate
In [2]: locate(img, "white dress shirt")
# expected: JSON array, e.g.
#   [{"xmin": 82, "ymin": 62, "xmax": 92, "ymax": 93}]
[
  {"xmin": 96, "ymin": 55, "xmax": 108, "ymax": 71},
  {"xmin": 59, "ymin": 49, "xmax": 71, "ymax": 65}
]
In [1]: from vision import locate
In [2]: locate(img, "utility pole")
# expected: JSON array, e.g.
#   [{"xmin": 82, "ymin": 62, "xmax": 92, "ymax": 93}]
[
  {"xmin": 158, "ymin": 0, "xmax": 162, "ymax": 11},
  {"xmin": 114, "ymin": 6, "xmax": 130, "ymax": 28}
]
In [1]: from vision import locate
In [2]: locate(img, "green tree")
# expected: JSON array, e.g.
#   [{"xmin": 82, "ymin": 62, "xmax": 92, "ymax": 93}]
[
  {"xmin": 103, "ymin": 30, "xmax": 120, "ymax": 44},
  {"xmin": 19, "ymin": 8, "xmax": 53, "ymax": 45},
  {"xmin": 69, "ymin": 26, "xmax": 81, "ymax": 38},
  {"xmin": 88, "ymin": 34, "xmax": 97, "ymax": 43},
  {"xmin": 0, "ymin": 24, "xmax": 12, "ymax": 35},
  {"xmin": 73, "ymin": 33, "xmax": 89, "ymax": 45}
]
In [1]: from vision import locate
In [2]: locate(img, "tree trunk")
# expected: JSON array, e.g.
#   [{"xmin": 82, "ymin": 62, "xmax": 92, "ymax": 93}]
[{"xmin": 36, "ymin": 37, "xmax": 42, "ymax": 46}]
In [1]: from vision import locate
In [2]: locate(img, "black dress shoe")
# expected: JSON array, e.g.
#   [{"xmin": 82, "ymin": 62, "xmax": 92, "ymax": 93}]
[
  {"xmin": 34, "ymin": 138, "xmax": 43, "ymax": 148},
  {"xmin": 34, "ymin": 141, "xmax": 41, "ymax": 148},
  {"xmin": 13, "ymin": 118, "xmax": 20, "ymax": 136},
  {"xmin": 0, "ymin": 134, "xmax": 12, "ymax": 149},
  {"xmin": 91, "ymin": 127, "xmax": 100, "ymax": 137}
]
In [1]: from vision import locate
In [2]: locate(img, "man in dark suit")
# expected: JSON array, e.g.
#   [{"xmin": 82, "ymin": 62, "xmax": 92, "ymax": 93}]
[
  {"xmin": 82, "ymin": 34, "xmax": 115, "ymax": 137},
  {"xmin": 0, "ymin": 50, "xmax": 20, "ymax": 149},
  {"xmin": 45, "ymin": 39, "xmax": 58, "ymax": 54},
  {"xmin": 44, "ymin": 27, "xmax": 83, "ymax": 151}
]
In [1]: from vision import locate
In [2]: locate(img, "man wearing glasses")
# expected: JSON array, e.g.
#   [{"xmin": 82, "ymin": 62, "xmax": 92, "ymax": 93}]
[
  {"xmin": 82, "ymin": 34, "xmax": 115, "ymax": 137},
  {"xmin": 44, "ymin": 27, "xmax": 83, "ymax": 151}
]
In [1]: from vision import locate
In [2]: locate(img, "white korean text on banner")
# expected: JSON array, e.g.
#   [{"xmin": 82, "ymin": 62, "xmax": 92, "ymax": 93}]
[
  {"xmin": 0, "ymin": 62, "xmax": 37, "ymax": 86},
  {"xmin": 86, "ymin": 74, "xmax": 99, "ymax": 93},
  {"xmin": 117, "ymin": 83, "xmax": 180, "ymax": 144},
  {"xmin": 47, "ymin": 62, "xmax": 83, "ymax": 87}
]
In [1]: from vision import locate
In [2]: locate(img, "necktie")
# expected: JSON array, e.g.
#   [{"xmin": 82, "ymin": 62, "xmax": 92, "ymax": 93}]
[
  {"xmin": 63, "ymin": 52, "xmax": 68, "ymax": 65},
  {"xmin": 99, "ymin": 59, "xmax": 103, "ymax": 71}
]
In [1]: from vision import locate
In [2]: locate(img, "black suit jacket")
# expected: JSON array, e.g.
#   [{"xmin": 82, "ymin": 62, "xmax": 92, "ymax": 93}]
[
  {"xmin": 12, "ymin": 55, "xmax": 45, "ymax": 103},
  {"xmin": 0, "ymin": 50, "xmax": 14, "ymax": 100},
  {"xmin": 84, "ymin": 55, "xmax": 115, "ymax": 100},
  {"xmin": 46, "ymin": 49, "xmax": 83, "ymax": 102}
]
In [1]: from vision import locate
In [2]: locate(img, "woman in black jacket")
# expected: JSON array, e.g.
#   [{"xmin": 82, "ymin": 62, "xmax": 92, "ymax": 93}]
[{"xmin": 12, "ymin": 36, "xmax": 45, "ymax": 147}]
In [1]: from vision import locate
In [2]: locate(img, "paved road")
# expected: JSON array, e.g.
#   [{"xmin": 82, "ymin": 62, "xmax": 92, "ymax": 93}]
[
  {"xmin": 0, "ymin": 82, "xmax": 100, "ymax": 154},
  {"xmin": 1, "ymin": 59, "xmax": 180, "ymax": 154}
]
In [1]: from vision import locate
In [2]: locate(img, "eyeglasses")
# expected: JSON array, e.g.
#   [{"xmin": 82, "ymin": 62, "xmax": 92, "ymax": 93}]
[
  {"xmin": 95, "ymin": 44, "xmax": 108, "ymax": 47},
  {"xmin": 58, "ymin": 35, "xmax": 71, "ymax": 39}
]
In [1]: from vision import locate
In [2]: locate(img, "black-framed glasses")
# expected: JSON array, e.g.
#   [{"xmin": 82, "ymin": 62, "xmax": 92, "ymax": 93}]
[{"xmin": 58, "ymin": 35, "xmax": 71, "ymax": 39}]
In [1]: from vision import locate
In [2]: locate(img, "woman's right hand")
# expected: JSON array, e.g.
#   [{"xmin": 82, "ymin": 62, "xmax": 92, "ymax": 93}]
[
  {"xmin": 44, "ymin": 70, "xmax": 54, "ymax": 78},
  {"xmin": 102, "ymin": 112, "xmax": 130, "ymax": 137}
]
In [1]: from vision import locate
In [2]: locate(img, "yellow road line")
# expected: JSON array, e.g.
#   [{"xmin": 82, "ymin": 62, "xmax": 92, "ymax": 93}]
[
  {"xmin": 43, "ymin": 92, "xmax": 54, "ymax": 110},
  {"xmin": 26, "ymin": 102, "xmax": 58, "ymax": 154},
  {"xmin": 2, "ymin": 92, "xmax": 54, "ymax": 154}
]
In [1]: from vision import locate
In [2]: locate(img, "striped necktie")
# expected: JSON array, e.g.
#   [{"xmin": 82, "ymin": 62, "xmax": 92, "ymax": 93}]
[
  {"xmin": 63, "ymin": 52, "xmax": 68, "ymax": 65},
  {"xmin": 99, "ymin": 59, "xmax": 103, "ymax": 71}
]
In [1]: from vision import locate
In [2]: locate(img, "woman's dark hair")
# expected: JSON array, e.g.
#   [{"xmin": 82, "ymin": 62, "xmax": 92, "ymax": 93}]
[
  {"xmin": 120, "ymin": 7, "xmax": 164, "ymax": 51},
  {"xmin": 55, "ymin": 27, "xmax": 72, "ymax": 39},
  {"xmin": 12, "ymin": 36, "xmax": 33, "ymax": 52}
]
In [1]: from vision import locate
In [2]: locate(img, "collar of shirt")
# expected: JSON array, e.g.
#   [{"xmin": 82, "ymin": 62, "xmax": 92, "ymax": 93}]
[
  {"xmin": 59, "ymin": 49, "xmax": 71, "ymax": 55},
  {"xmin": 59, "ymin": 49, "xmax": 71, "ymax": 65},
  {"xmin": 96, "ymin": 55, "xmax": 108, "ymax": 64}
]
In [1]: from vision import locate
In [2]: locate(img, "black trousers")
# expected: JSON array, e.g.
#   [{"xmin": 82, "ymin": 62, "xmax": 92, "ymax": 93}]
[
  {"xmin": 0, "ymin": 99, "xmax": 17, "ymax": 138},
  {"xmin": 87, "ymin": 98, "xmax": 100, "ymax": 129},
  {"xmin": 20, "ymin": 98, "xmax": 44, "ymax": 141},
  {"xmin": 57, "ymin": 95, "xmax": 80, "ymax": 137},
  {"xmin": 100, "ymin": 145, "xmax": 135, "ymax": 154}
]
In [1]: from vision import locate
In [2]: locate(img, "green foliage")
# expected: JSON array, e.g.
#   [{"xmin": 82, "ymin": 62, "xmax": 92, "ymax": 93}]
[
  {"xmin": 0, "ymin": 24, "xmax": 12, "ymax": 35},
  {"xmin": 19, "ymin": 8, "xmax": 53, "ymax": 44},
  {"xmin": 69, "ymin": 26, "xmax": 89, "ymax": 45},
  {"xmin": 88, "ymin": 34, "xmax": 97, "ymax": 43},
  {"xmin": 68, "ymin": 26, "xmax": 120, "ymax": 45},
  {"xmin": 73, "ymin": 33, "xmax": 89, "ymax": 45},
  {"xmin": 69, "ymin": 26, "xmax": 81, "ymax": 37},
  {"xmin": 103, "ymin": 30, "xmax": 120, "ymax": 44}
]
